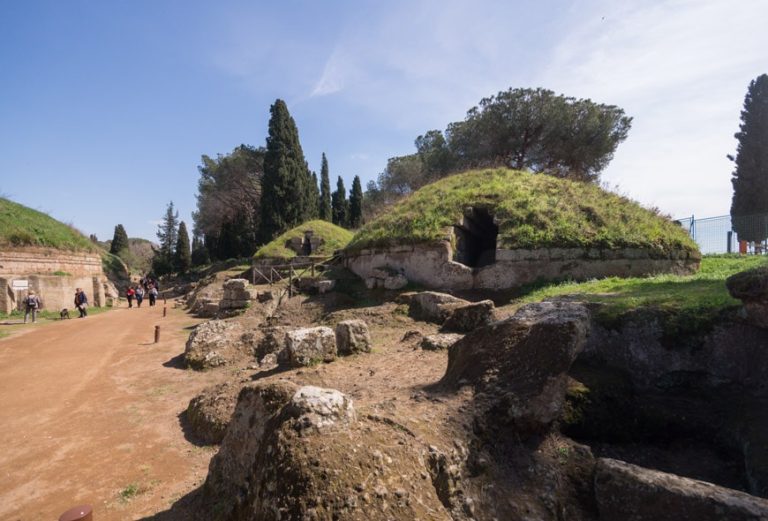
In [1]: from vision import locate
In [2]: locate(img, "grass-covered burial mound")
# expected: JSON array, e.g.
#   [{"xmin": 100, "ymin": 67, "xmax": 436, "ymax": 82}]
[
  {"xmin": 254, "ymin": 220, "xmax": 354, "ymax": 261},
  {"xmin": 344, "ymin": 169, "xmax": 700, "ymax": 290}
]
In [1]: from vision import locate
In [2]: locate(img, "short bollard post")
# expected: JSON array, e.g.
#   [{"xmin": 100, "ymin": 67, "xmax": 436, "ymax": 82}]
[
  {"xmin": 163, "ymin": 306, "xmax": 167, "ymax": 318},
  {"xmin": 154, "ymin": 325, "xmax": 160, "ymax": 343},
  {"xmin": 59, "ymin": 504, "xmax": 93, "ymax": 521}
]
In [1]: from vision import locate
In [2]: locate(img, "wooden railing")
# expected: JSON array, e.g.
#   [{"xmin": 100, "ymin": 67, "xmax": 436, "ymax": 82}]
[{"xmin": 251, "ymin": 255, "xmax": 340, "ymax": 298}]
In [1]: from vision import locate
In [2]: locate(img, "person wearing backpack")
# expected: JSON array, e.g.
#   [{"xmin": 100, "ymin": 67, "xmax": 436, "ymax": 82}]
[
  {"xmin": 148, "ymin": 285, "xmax": 158, "ymax": 307},
  {"xmin": 24, "ymin": 290, "xmax": 41, "ymax": 323},
  {"xmin": 74, "ymin": 288, "xmax": 88, "ymax": 318}
]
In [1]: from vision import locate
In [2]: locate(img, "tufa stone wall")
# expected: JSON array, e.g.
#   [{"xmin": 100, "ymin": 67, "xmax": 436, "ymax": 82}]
[
  {"xmin": 0, "ymin": 248, "xmax": 103, "ymax": 276},
  {"xmin": 344, "ymin": 241, "xmax": 700, "ymax": 291},
  {"xmin": 0, "ymin": 248, "xmax": 108, "ymax": 313}
]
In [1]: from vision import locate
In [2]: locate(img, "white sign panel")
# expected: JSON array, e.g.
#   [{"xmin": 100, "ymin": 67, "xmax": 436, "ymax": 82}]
[{"xmin": 12, "ymin": 280, "xmax": 29, "ymax": 290}]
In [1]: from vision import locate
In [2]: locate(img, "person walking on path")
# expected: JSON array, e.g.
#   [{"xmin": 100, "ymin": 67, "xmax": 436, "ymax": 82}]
[
  {"xmin": 23, "ymin": 290, "xmax": 41, "ymax": 323},
  {"xmin": 148, "ymin": 285, "xmax": 158, "ymax": 307},
  {"xmin": 74, "ymin": 288, "xmax": 88, "ymax": 318},
  {"xmin": 126, "ymin": 287, "xmax": 135, "ymax": 308},
  {"xmin": 135, "ymin": 286, "xmax": 145, "ymax": 308}
]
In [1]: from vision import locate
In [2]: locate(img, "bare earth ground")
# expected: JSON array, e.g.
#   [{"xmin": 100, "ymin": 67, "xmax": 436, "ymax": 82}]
[
  {"xmin": 0, "ymin": 303, "xmax": 226, "ymax": 521},
  {"xmin": 0, "ymin": 294, "xmax": 462, "ymax": 521}
]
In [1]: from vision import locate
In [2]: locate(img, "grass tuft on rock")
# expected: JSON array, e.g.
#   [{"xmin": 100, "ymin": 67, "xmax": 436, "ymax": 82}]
[
  {"xmin": 347, "ymin": 168, "xmax": 698, "ymax": 255},
  {"xmin": 254, "ymin": 220, "xmax": 354, "ymax": 260},
  {"xmin": 0, "ymin": 197, "xmax": 96, "ymax": 251}
]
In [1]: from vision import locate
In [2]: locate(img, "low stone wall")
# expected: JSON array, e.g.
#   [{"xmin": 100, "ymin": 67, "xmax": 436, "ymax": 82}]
[
  {"xmin": 0, "ymin": 248, "xmax": 108, "ymax": 313},
  {"xmin": 343, "ymin": 241, "xmax": 699, "ymax": 291},
  {"xmin": 0, "ymin": 275, "xmax": 107, "ymax": 314}
]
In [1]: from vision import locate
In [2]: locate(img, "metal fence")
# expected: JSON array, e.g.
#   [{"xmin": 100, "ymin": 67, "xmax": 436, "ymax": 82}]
[{"xmin": 675, "ymin": 214, "xmax": 768, "ymax": 254}]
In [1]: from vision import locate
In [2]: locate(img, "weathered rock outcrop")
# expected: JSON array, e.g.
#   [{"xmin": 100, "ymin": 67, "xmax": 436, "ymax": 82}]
[
  {"xmin": 727, "ymin": 266, "xmax": 768, "ymax": 328},
  {"xmin": 441, "ymin": 299, "xmax": 496, "ymax": 332},
  {"xmin": 420, "ymin": 333, "xmax": 463, "ymax": 351},
  {"xmin": 202, "ymin": 382, "xmax": 450, "ymax": 520},
  {"xmin": 186, "ymin": 381, "xmax": 242, "ymax": 444},
  {"xmin": 595, "ymin": 457, "xmax": 768, "ymax": 520},
  {"xmin": 335, "ymin": 319, "xmax": 372, "ymax": 355},
  {"xmin": 285, "ymin": 326, "xmax": 337, "ymax": 367},
  {"xmin": 582, "ymin": 307, "xmax": 768, "ymax": 394},
  {"xmin": 184, "ymin": 320, "xmax": 261, "ymax": 370},
  {"xmin": 219, "ymin": 278, "xmax": 259, "ymax": 311},
  {"xmin": 405, "ymin": 291, "xmax": 469, "ymax": 324},
  {"xmin": 442, "ymin": 301, "xmax": 590, "ymax": 437}
]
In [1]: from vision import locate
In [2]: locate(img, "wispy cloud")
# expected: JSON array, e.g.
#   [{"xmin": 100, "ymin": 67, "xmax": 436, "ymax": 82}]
[
  {"xmin": 536, "ymin": 0, "xmax": 768, "ymax": 216},
  {"xmin": 310, "ymin": 49, "xmax": 347, "ymax": 97}
]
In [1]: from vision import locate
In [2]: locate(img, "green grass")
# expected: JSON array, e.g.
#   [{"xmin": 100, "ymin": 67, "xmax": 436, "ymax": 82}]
[
  {"xmin": 515, "ymin": 254, "xmax": 768, "ymax": 332},
  {"xmin": 254, "ymin": 220, "xmax": 354, "ymax": 260},
  {"xmin": 0, "ymin": 197, "xmax": 97, "ymax": 251},
  {"xmin": 347, "ymin": 168, "xmax": 698, "ymax": 256},
  {"xmin": 119, "ymin": 483, "xmax": 140, "ymax": 501}
]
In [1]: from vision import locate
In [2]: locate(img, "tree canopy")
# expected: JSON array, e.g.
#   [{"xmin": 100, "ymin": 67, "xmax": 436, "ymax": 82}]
[
  {"xmin": 153, "ymin": 201, "xmax": 179, "ymax": 275},
  {"xmin": 260, "ymin": 99, "xmax": 313, "ymax": 242},
  {"xmin": 730, "ymin": 74, "xmax": 768, "ymax": 242},
  {"xmin": 110, "ymin": 224, "xmax": 129, "ymax": 255},
  {"xmin": 368, "ymin": 87, "xmax": 632, "ymax": 214},
  {"xmin": 193, "ymin": 144, "xmax": 264, "ymax": 260}
]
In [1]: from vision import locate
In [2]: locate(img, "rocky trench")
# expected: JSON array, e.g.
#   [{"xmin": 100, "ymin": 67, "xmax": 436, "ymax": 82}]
[
  {"xmin": 565, "ymin": 305, "xmax": 768, "ymax": 500},
  {"xmin": 162, "ymin": 288, "xmax": 768, "ymax": 521}
]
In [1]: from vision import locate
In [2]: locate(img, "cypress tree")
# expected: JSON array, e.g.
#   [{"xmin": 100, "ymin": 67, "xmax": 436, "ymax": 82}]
[
  {"xmin": 174, "ymin": 221, "xmax": 192, "ymax": 273},
  {"xmin": 110, "ymin": 224, "xmax": 129, "ymax": 255},
  {"xmin": 310, "ymin": 171, "xmax": 321, "ymax": 219},
  {"xmin": 731, "ymin": 74, "xmax": 768, "ymax": 242},
  {"xmin": 260, "ymin": 99, "xmax": 310, "ymax": 242},
  {"xmin": 349, "ymin": 175, "xmax": 364, "ymax": 228},
  {"xmin": 153, "ymin": 201, "xmax": 179, "ymax": 275},
  {"xmin": 319, "ymin": 153, "xmax": 332, "ymax": 221},
  {"xmin": 331, "ymin": 176, "xmax": 349, "ymax": 228}
]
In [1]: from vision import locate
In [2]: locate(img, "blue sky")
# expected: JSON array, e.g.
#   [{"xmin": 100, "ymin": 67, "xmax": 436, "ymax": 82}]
[{"xmin": 1, "ymin": 0, "xmax": 766, "ymax": 242}]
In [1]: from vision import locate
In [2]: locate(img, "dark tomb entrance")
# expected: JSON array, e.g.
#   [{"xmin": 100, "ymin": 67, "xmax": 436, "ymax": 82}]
[{"xmin": 453, "ymin": 207, "xmax": 498, "ymax": 268}]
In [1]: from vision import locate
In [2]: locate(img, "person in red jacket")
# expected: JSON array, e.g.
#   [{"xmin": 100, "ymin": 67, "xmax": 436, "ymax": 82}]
[{"xmin": 126, "ymin": 286, "xmax": 135, "ymax": 308}]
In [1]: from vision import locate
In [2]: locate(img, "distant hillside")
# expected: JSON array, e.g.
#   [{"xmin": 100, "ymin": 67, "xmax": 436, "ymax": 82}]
[
  {"xmin": 254, "ymin": 220, "xmax": 354, "ymax": 260},
  {"xmin": 103, "ymin": 237, "xmax": 156, "ymax": 275},
  {"xmin": 0, "ymin": 197, "xmax": 96, "ymax": 251}
]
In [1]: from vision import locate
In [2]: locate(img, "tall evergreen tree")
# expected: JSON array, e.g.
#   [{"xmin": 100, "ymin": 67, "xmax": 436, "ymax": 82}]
[
  {"xmin": 153, "ymin": 201, "xmax": 179, "ymax": 275},
  {"xmin": 310, "ymin": 171, "xmax": 321, "ymax": 219},
  {"xmin": 260, "ymin": 99, "xmax": 310, "ymax": 242},
  {"xmin": 349, "ymin": 175, "xmax": 364, "ymax": 228},
  {"xmin": 731, "ymin": 74, "xmax": 768, "ymax": 242},
  {"xmin": 110, "ymin": 224, "xmax": 129, "ymax": 254},
  {"xmin": 318, "ymin": 153, "xmax": 332, "ymax": 221},
  {"xmin": 174, "ymin": 221, "xmax": 191, "ymax": 273},
  {"xmin": 331, "ymin": 176, "xmax": 349, "ymax": 228}
]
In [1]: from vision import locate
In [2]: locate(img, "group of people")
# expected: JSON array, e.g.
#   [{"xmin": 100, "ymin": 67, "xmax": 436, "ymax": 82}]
[
  {"xmin": 22, "ymin": 287, "xmax": 88, "ymax": 323},
  {"xmin": 126, "ymin": 276, "xmax": 159, "ymax": 308}
]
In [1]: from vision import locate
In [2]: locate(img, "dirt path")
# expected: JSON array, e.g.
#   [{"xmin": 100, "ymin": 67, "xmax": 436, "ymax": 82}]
[{"xmin": 0, "ymin": 304, "xmax": 221, "ymax": 520}]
